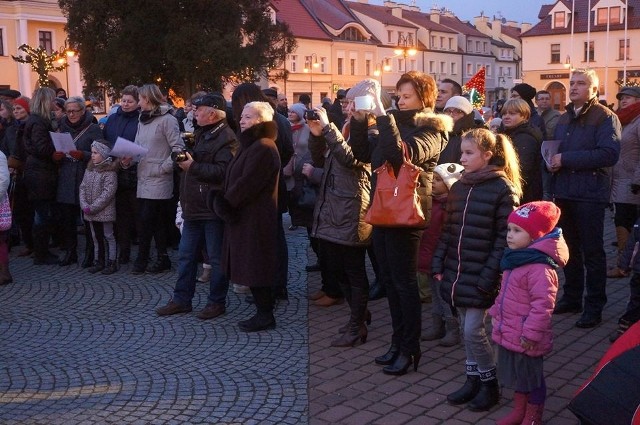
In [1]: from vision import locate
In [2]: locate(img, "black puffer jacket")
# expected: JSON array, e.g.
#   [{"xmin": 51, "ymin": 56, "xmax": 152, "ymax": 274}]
[
  {"xmin": 350, "ymin": 109, "xmax": 453, "ymax": 227},
  {"xmin": 23, "ymin": 114, "xmax": 57, "ymax": 201},
  {"xmin": 179, "ymin": 120, "xmax": 238, "ymax": 221},
  {"xmin": 432, "ymin": 167, "xmax": 519, "ymax": 309},
  {"xmin": 438, "ymin": 112, "xmax": 485, "ymax": 165},
  {"xmin": 502, "ymin": 121, "xmax": 543, "ymax": 203}
]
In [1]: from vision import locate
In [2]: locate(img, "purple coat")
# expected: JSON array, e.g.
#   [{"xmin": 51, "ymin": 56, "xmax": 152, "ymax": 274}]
[{"xmin": 489, "ymin": 230, "xmax": 569, "ymax": 357}]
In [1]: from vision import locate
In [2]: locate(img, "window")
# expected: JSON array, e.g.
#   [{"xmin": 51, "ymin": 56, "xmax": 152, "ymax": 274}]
[
  {"xmin": 429, "ymin": 61, "xmax": 435, "ymax": 73},
  {"xmin": 466, "ymin": 63, "xmax": 473, "ymax": 76},
  {"xmin": 387, "ymin": 30, "xmax": 393, "ymax": 43},
  {"xmin": 486, "ymin": 64, "xmax": 491, "ymax": 77},
  {"xmin": 440, "ymin": 61, "xmax": 446, "ymax": 74},
  {"xmin": 449, "ymin": 38, "xmax": 453, "ymax": 50},
  {"xmin": 597, "ymin": 8, "xmax": 608, "ymax": 25},
  {"xmin": 554, "ymin": 11, "xmax": 565, "ymax": 28},
  {"xmin": 550, "ymin": 44, "xmax": 560, "ymax": 63},
  {"xmin": 320, "ymin": 57, "xmax": 327, "ymax": 73},
  {"xmin": 339, "ymin": 27, "xmax": 366, "ymax": 42},
  {"xmin": 365, "ymin": 59, "xmax": 371, "ymax": 76},
  {"xmin": 38, "ymin": 30, "xmax": 53, "ymax": 53},
  {"xmin": 430, "ymin": 36, "xmax": 436, "ymax": 48},
  {"xmin": 619, "ymin": 39, "xmax": 630, "ymax": 60},
  {"xmin": 476, "ymin": 41, "xmax": 480, "ymax": 52},
  {"xmin": 467, "ymin": 40, "xmax": 472, "ymax": 52},
  {"xmin": 476, "ymin": 63, "xmax": 482, "ymax": 72},
  {"xmin": 451, "ymin": 62, "xmax": 457, "ymax": 75},
  {"xmin": 440, "ymin": 36, "xmax": 445, "ymax": 48},
  {"xmin": 499, "ymin": 66, "xmax": 504, "ymax": 76},
  {"xmin": 290, "ymin": 55, "xmax": 297, "ymax": 73},
  {"xmin": 410, "ymin": 59, "xmax": 416, "ymax": 71},
  {"xmin": 0, "ymin": 28, "xmax": 4, "ymax": 56},
  {"xmin": 337, "ymin": 58, "xmax": 343, "ymax": 75},
  {"xmin": 611, "ymin": 7, "xmax": 621, "ymax": 24},
  {"xmin": 398, "ymin": 58, "xmax": 404, "ymax": 72},
  {"xmin": 483, "ymin": 42, "xmax": 488, "ymax": 53},
  {"xmin": 350, "ymin": 58, "xmax": 356, "ymax": 75},
  {"xmin": 584, "ymin": 41, "xmax": 595, "ymax": 61}
]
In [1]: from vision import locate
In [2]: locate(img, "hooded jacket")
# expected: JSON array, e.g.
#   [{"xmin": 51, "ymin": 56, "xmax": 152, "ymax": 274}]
[
  {"xmin": 488, "ymin": 229, "xmax": 570, "ymax": 357},
  {"xmin": 79, "ymin": 159, "xmax": 119, "ymax": 222}
]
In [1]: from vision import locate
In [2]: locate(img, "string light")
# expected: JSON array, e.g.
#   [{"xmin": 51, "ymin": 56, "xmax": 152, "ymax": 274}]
[
  {"xmin": 11, "ymin": 43, "xmax": 68, "ymax": 88},
  {"xmin": 463, "ymin": 67, "xmax": 486, "ymax": 110}
]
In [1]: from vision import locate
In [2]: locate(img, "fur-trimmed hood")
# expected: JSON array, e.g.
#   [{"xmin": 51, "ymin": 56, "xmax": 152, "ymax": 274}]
[
  {"xmin": 86, "ymin": 158, "xmax": 120, "ymax": 172},
  {"xmin": 238, "ymin": 120, "xmax": 278, "ymax": 148},
  {"xmin": 389, "ymin": 109, "xmax": 454, "ymax": 134}
]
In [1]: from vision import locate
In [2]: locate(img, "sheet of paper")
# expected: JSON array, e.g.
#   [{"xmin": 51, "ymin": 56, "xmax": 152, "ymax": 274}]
[
  {"xmin": 49, "ymin": 132, "xmax": 76, "ymax": 153},
  {"xmin": 110, "ymin": 137, "xmax": 149, "ymax": 160},
  {"xmin": 541, "ymin": 139, "xmax": 562, "ymax": 167}
]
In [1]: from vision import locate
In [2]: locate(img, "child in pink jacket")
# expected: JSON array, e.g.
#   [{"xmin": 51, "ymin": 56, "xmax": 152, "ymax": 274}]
[{"xmin": 489, "ymin": 201, "xmax": 569, "ymax": 425}]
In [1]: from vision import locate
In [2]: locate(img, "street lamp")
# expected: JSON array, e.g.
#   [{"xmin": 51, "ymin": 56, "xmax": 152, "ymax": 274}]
[
  {"xmin": 373, "ymin": 59, "xmax": 392, "ymax": 86},
  {"xmin": 303, "ymin": 53, "xmax": 319, "ymax": 105},
  {"xmin": 393, "ymin": 34, "xmax": 417, "ymax": 73},
  {"xmin": 55, "ymin": 40, "xmax": 78, "ymax": 93}
]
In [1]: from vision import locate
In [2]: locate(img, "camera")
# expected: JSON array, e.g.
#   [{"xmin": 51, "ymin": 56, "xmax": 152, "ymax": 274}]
[
  {"xmin": 304, "ymin": 109, "xmax": 319, "ymax": 121},
  {"xmin": 171, "ymin": 149, "xmax": 190, "ymax": 163},
  {"xmin": 181, "ymin": 132, "xmax": 195, "ymax": 148}
]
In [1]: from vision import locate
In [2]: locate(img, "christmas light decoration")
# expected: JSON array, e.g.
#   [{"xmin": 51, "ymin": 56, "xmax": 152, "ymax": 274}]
[
  {"xmin": 12, "ymin": 44, "xmax": 68, "ymax": 88},
  {"xmin": 463, "ymin": 67, "xmax": 486, "ymax": 110},
  {"xmin": 615, "ymin": 78, "xmax": 640, "ymax": 87}
]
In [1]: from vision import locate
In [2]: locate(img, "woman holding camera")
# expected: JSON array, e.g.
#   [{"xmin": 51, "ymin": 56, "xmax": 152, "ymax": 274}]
[
  {"xmin": 122, "ymin": 84, "xmax": 184, "ymax": 274},
  {"xmin": 349, "ymin": 74, "xmax": 453, "ymax": 375}
]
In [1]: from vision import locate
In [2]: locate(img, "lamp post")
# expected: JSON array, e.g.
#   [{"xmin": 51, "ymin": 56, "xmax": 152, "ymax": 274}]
[
  {"xmin": 303, "ymin": 53, "xmax": 319, "ymax": 105},
  {"xmin": 55, "ymin": 40, "xmax": 77, "ymax": 93},
  {"xmin": 373, "ymin": 59, "xmax": 392, "ymax": 87},
  {"xmin": 394, "ymin": 34, "xmax": 417, "ymax": 73}
]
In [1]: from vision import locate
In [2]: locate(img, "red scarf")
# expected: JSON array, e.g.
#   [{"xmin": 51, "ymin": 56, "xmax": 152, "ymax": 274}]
[
  {"xmin": 616, "ymin": 102, "xmax": 640, "ymax": 126},
  {"xmin": 290, "ymin": 122, "xmax": 305, "ymax": 132}
]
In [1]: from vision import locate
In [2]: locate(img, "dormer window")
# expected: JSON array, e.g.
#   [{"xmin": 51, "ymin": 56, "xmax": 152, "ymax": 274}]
[
  {"xmin": 597, "ymin": 7, "xmax": 622, "ymax": 25},
  {"xmin": 338, "ymin": 27, "xmax": 366, "ymax": 42},
  {"xmin": 554, "ymin": 11, "xmax": 566, "ymax": 28}
]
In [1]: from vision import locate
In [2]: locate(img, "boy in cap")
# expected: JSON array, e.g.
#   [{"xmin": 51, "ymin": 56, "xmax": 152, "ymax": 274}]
[
  {"xmin": 488, "ymin": 201, "xmax": 569, "ymax": 425},
  {"xmin": 419, "ymin": 163, "xmax": 464, "ymax": 346}
]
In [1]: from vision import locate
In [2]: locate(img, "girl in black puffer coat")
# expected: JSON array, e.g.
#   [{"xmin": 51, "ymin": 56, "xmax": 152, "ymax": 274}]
[{"xmin": 432, "ymin": 128, "xmax": 521, "ymax": 412}]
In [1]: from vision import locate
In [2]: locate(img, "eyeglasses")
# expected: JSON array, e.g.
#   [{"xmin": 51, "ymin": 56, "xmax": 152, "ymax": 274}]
[
  {"xmin": 66, "ymin": 109, "xmax": 82, "ymax": 114},
  {"xmin": 444, "ymin": 108, "xmax": 464, "ymax": 115}
]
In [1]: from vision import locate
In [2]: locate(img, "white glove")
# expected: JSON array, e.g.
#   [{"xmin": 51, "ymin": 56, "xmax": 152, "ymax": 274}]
[{"xmin": 315, "ymin": 107, "xmax": 330, "ymax": 129}]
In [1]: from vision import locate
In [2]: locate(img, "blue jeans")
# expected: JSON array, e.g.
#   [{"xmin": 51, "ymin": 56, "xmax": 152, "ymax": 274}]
[{"xmin": 172, "ymin": 219, "xmax": 228, "ymax": 306}]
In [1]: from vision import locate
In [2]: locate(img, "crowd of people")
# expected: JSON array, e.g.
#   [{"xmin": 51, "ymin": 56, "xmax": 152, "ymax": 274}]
[{"xmin": 0, "ymin": 65, "xmax": 638, "ymax": 424}]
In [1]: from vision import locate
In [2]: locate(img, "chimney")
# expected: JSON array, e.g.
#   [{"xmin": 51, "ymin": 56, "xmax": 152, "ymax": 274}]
[
  {"xmin": 430, "ymin": 7, "xmax": 440, "ymax": 24},
  {"xmin": 474, "ymin": 15, "xmax": 489, "ymax": 30},
  {"xmin": 521, "ymin": 23, "xmax": 532, "ymax": 33},
  {"xmin": 492, "ymin": 17, "xmax": 501, "ymax": 39}
]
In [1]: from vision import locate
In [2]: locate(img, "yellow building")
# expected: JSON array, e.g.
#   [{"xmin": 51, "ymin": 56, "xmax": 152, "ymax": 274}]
[{"xmin": 0, "ymin": 0, "xmax": 82, "ymax": 98}]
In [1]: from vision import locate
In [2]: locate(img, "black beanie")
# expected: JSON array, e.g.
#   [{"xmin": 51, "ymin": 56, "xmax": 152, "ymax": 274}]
[{"xmin": 511, "ymin": 83, "xmax": 537, "ymax": 102}]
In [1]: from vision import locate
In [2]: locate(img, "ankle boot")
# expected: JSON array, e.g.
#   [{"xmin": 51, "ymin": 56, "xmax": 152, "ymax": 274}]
[
  {"xmin": 338, "ymin": 310, "xmax": 371, "ymax": 333},
  {"xmin": 521, "ymin": 402, "xmax": 544, "ymax": 425},
  {"xmin": 331, "ymin": 323, "xmax": 367, "ymax": 347},
  {"xmin": 0, "ymin": 263, "xmax": 13, "ymax": 285},
  {"xmin": 375, "ymin": 344, "xmax": 400, "ymax": 365},
  {"xmin": 147, "ymin": 254, "xmax": 171, "ymax": 273},
  {"xmin": 88, "ymin": 260, "xmax": 104, "ymax": 274},
  {"xmin": 468, "ymin": 369, "xmax": 500, "ymax": 411},
  {"xmin": 239, "ymin": 287, "xmax": 276, "ymax": 332},
  {"xmin": 101, "ymin": 260, "xmax": 118, "ymax": 275},
  {"xmin": 439, "ymin": 317, "xmax": 461, "ymax": 347},
  {"xmin": 447, "ymin": 363, "xmax": 481, "ymax": 405},
  {"xmin": 421, "ymin": 314, "xmax": 446, "ymax": 341},
  {"xmin": 496, "ymin": 392, "xmax": 528, "ymax": 425},
  {"xmin": 382, "ymin": 351, "xmax": 421, "ymax": 375}
]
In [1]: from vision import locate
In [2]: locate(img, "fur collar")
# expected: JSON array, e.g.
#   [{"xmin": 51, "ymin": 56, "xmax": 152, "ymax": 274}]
[
  {"xmin": 87, "ymin": 158, "xmax": 120, "ymax": 172},
  {"xmin": 238, "ymin": 121, "xmax": 278, "ymax": 147},
  {"xmin": 389, "ymin": 109, "xmax": 454, "ymax": 134}
]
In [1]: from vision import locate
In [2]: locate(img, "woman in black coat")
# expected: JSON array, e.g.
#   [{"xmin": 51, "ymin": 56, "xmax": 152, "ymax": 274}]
[
  {"xmin": 500, "ymin": 98, "xmax": 543, "ymax": 203},
  {"xmin": 23, "ymin": 87, "xmax": 59, "ymax": 265},
  {"xmin": 350, "ymin": 73, "xmax": 453, "ymax": 375},
  {"xmin": 217, "ymin": 101, "xmax": 281, "ymax": 332}
]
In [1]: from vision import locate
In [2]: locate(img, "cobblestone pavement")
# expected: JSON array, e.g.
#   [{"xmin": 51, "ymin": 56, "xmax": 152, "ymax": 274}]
[
  {"xmin": 0, "ymin": 211, "xmax": 629, "ymax": 424},
  {"xmin": 0, "ymin": 214, "xmax": 309, "ymax": 425}
]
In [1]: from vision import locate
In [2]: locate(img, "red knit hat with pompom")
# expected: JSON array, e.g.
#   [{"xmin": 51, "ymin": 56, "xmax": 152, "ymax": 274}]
[{"xmin": 508, "ymin": 201, "xmax": 561, "ymax": 240}]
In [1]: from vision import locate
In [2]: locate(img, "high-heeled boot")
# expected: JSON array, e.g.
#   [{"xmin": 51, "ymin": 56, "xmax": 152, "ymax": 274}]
[
  {"xmin": 447, "ymin": 363, "xmax": 481, "ymax": 405},
  {"xmin": 468, "ymin": 368, "xmax": 500, "ymax": 411},
  {"xmin": 374, "ymin": 344, "xmax": 399, "ymax": 365},
  {"xmin": 382, "ymin": 351, "xmax": 421, "ymax": 375},
  {"xmin": 332, "ymin": 287, "xmax": 368, "ymax": 347}
]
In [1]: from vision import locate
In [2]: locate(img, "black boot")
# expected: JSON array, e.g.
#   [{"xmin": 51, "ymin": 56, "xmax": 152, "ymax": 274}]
[
  {"xmin": 374, "ymin": 344, "xmax": 399, "ymax": 365},
  {"xmin": 58, "ymin": 250, "xmax": 78, "ymax": 266},
  {"xmin": 146, "ymin": 254, "xmax": 171, "ymax": 274},
  {"xmin": 468, "ymin": 369, "xmax": 500, "ymax": 411},
  {"xmin": 447, "ymin": 364, "xmax": 481, "ymax": 405},
  {"xmin": 382, "ymin": 351, "xmax": 421, "ymax": 375},
  {"xmin": 32, "ymin": 226, "xmax": 57, "ymax": 265},
  {"xmin": 332, "ymin": 286, "xmax": 368, "ymax": 347},
  {"xmin": 238, "ymin": 287, "xmax": 276, "ymax": 332},
  {"xmin": 88, "ymin": 260, "xmax": 104, "ymax": 274},
  {"xmin": 101, "ymin": 260, "xmax": 118, "ymax": 275}
]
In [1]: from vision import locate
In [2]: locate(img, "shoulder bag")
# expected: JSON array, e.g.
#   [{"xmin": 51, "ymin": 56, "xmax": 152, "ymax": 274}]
[{"xmin": 365, "ymin": 142, "xmax": 426, "ymax": 227}]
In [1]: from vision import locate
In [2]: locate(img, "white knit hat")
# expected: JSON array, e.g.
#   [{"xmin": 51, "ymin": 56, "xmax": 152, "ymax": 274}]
[
  {"xmin": 434, "ymin": 163, "xmax": 464, "ymax": 190},
  {"xmin": 444, "ymin": 96, "xmax": 473, "ymax": 115}
]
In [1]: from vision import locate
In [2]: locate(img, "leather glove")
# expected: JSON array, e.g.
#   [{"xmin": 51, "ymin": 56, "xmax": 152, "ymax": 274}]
[
  {"xmin": 52, "ymin": 151, "xmax": 65, "ymax": 161},
  {"xmin": 69, "ymin": 150, "xmax": 84, "ymax": 160}
]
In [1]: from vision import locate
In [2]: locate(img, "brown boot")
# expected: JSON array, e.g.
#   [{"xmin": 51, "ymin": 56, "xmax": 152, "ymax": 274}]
[
  {"xmin": 314, "ymin": 295, "xmax": 344, "ymax": 307},
  {"xmin": 0, "ymin": 263, "xmax": 12, "ymax": 285},
  {"xmin": 608, "ymin": 226, "xmax": 630, "ymax": 278}
]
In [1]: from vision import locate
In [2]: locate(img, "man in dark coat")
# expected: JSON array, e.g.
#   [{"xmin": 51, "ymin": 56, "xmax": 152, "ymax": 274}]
[{"xmin": 156, "ymin": 94, "xmax": 238, "ymax": 320}]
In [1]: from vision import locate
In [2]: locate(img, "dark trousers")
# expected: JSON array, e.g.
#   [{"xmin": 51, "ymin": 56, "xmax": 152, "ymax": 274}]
[
  {"xmin": 31, "ymin": 199, "xmax": 54, "ymax": 260},
  {"xmin": 12, "ymin": 175, "xmax": 33, "ymax": 249},
  {"xmin": 58, "ymin": 203, "xmax": 80, "ymax": 253},
  {"xmin": 613, "ymin": 202, "xmax": 639, "ymax": 230},
  {"xmin": 373, "ymin": 226, "xmax": 422, "ymax": 355},
  {"xmin": 318, "ymin": 240, "xmax": 367, "ymax": 298},
  {"xmin": 621, "ymin": 273, "xmax": 640, "ymax": 324},
  {"xmin": 273, "ymin": 214, "xmax": 288, "ymax": 288},
  {"xmin": 556, "ymin": 199, "xmax": 608, "ymax": 315},
  {"xmin": 135, "ymin": 198, "xmax": 172, "ymax": 265},
  {"xmin": 115, "ymin": 188, "xmax": 138, "ymax": 258}
]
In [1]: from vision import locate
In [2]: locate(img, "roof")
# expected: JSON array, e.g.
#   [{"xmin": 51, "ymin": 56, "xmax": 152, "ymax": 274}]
[
  {"xmin": 274, "ymin": 0, "xmax": 332, "ymax": 40},
  {"xmin": 401, "ymin": 9, "xmax": 458, "ymax": 34},
  {"xmin": 347, "ymin": 1, "xmax": 418, "ymax": 29},
  {"xmin": 491, "ymin": 38, "xmax": 514, "ymax": 48},
  {"xmin": 500, "ymin": 25, "xmax": 522, "ymax": 40},
  {"xmin": 439, "ymin": 15, "xmax": 492, "ymax": 38},
  {"xmin": 524, "ymin": 0, "xmax": 640, "ymax": 37}
]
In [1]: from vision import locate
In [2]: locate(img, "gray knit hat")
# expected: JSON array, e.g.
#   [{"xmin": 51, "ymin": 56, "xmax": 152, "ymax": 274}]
[{"xmin": 91, "ymin": 140, "xmax": 111, "ymax": 158}]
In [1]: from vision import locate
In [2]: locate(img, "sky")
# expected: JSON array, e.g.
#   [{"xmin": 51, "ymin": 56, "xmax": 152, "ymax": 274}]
[{"xmin": 373, "ymin": 1, "xmax": 550, "ymax": 24}]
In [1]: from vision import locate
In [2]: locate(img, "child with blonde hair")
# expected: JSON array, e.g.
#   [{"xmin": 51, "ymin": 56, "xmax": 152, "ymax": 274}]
[{"xmin": 432, "ymin": 128, "xmax": 522, "ymax": 411}]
